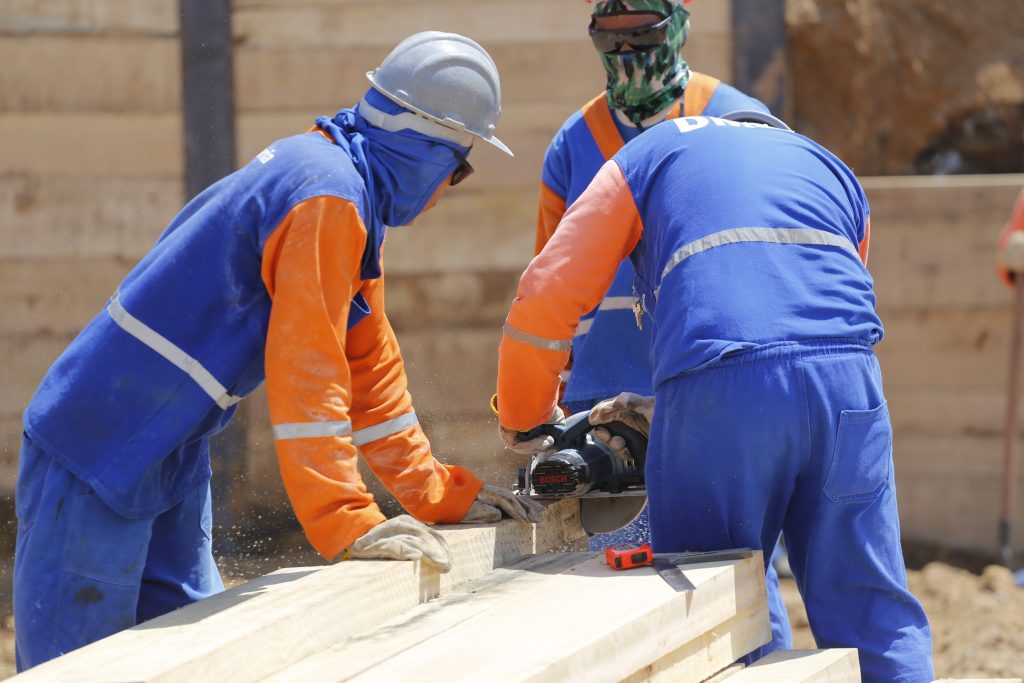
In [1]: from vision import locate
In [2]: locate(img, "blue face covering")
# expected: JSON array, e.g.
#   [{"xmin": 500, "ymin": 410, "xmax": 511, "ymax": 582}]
[{"xmin": 314, "ymin": 87, "xmax": 468, "ymax": 280}]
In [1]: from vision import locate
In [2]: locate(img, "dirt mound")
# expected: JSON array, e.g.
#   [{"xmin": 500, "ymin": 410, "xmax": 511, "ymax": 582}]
[
  {"xmin": 909, "ymin": 562, "xmax": 1024, "ymax": 677},
  {"xmin": 787, "ymin": 0, "xmax": 1024, "ymax": 175},
  {"xmin": 781, "ymin": 563, "xmax": 1024, "ymax": 678}
]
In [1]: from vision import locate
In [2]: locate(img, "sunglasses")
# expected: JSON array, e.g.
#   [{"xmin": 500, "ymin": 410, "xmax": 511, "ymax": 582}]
[
  {"xmin": 450, "ymin": 149, "xmax": 475, "ymax": 186},
  {"xmin": 588, "ymin": 12, "xmax": 673, "ymax": 54}
]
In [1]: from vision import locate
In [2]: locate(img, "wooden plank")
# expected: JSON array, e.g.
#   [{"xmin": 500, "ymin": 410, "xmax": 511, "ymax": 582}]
[
  {"xmin": 0, "ymin": 175, "xmax": 182, "ymax": 259},
  {"xmin": 0, "ymin": 333, "xmax": 72, "ymax": 415},
  {"xmin": 235, "ymin": 42, "xmax": 606, "ymax": 112},
  {"xmin": 233, "ymin": 36, "xmax": 729, "ymax": 114},
  {"xmin": 620, "ymin": 602, "xmax": 770, "ymax": 683},
  {"xmin": 10, "ymin": 499, "xmax": 585, "ymax": 683},
  {"xmin": 0, "ymin": 259, "xmax": 130, "ymax": 334},
  {"xmin": 0, "ymin": 0, "xmax": 178, "ymax": 35},
  {"xmin": 399, "ymin": 327, "xmax": 502, "ymax": 419},
  {"xmin": 876, "ymin": 307, "xmax": 1011, "ymax": 392},
  {"xmin": 0, "ymin": 36, "xmax": 180, "ymax": 112},
  {"xmin": 705, "ymin": 664, "xmax": 746, "ymax": 682},
  {"xmin": 0, "ymin": 114, "xmax": 183, "ymax": 176},
  {"xmin": 232, "ymin": 1, "xmax": 594, "ymax": 50},
  {"xmin": 271, "ymin": 551, "xmax": 766, "ymax": 683},
  {"xmin": 384, "ymin": 270, "xmax": 519, "ymax": 331},
  {"xmin": 865, "ymin": 175, "xmax": 1024, "ymax": 311},
  {"xmin": 261, "ymin": 553, "xmax": 596, "ymax": 683},
  {"xmin": 717, "ymin": 649, "xmax": 860, "ymax": 682}
]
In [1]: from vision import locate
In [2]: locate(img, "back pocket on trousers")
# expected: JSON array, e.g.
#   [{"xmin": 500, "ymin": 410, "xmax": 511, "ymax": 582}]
[{"xmin": 824, "ymin": 402, "xmax": 892, "ymax": 502}]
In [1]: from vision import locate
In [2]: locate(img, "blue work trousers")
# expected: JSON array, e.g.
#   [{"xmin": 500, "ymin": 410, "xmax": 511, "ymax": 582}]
[
  {"xmin": 13, "ymin": 435, "xmax": 224, "ymax": 671},
  {"xmin": 646, "ymin": 340, "xmax": 933, "ymax": 682}
]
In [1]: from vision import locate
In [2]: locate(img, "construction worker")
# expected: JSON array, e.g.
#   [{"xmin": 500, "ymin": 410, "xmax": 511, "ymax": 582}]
[
  {"xmin": 997, "ymin": 187, "xmax": 1024, "ymax": 282},
  {"xmin": 13, "ymin": 32, "xmax": 542, "ymax": 670},
  {"xmin": 497, "ymin": 111, "xmax": 934, "ymax": 681},
  {"xmin": 530, "ymin": 0, "xmax": 791, "ymax": 658}
]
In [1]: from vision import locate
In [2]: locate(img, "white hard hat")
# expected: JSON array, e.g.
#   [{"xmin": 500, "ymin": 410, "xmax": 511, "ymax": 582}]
[{"xmin": 367, "ymin": 31, "xmax": 513, "ymax": 156}]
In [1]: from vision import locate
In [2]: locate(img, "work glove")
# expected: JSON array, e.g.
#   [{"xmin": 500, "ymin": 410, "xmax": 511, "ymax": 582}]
[
  {"xmin": 347, "ymin": 515, "xmax": 452, "ymax": 573},
  {"xmin": 1002, "ymin": 231, "xmax": 1024, "ymax": 273},
  {"xmin": 499, "ymin": 406, "xmax": 566, "ymax": 455},
  {"xmin": 461, "ymin": 484, "xmax": 547, "ymax": 524},
  {"xmin": 588, "ymin": 392, "xmax": 655, "ymax": 463}
]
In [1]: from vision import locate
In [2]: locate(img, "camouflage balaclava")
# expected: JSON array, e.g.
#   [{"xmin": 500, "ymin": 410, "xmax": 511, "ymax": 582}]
[{"xmin": 592, "ymin": 0, "xmax": 691, "ymax": 127}]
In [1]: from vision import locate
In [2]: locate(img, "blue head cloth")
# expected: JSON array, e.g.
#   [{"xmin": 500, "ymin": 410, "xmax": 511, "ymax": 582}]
[{"xmin": 315, "ymin": 88, "xmax": 469, "ymax": 280}]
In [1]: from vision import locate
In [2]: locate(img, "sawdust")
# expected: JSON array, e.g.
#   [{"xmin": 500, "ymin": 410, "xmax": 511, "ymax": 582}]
[{"xmin": 780, "ymin": 563, "xmax": 1024, "ymax": 678}]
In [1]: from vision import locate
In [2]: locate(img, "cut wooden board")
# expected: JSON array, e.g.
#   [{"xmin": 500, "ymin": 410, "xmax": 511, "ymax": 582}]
[
  {"xmin": 620, "ymin": 601, "xmax": 770, "ymax": 683},
  {"xmin": 10, "ymin": 499, "xmax": 585, "ymax": 683},
  {"xmin": 716, "ymin": 649, "xmax": 860, "ymax": 682},
  {"xmin": 267, "ymin": 551, "xmax": 767, "ymax": 683}
]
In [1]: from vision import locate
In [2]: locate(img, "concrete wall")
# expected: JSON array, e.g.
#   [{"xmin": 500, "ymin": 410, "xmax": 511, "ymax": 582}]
[{"xmin": 1, "ymin": 1, "xmax": 1020, "ymax": 557}]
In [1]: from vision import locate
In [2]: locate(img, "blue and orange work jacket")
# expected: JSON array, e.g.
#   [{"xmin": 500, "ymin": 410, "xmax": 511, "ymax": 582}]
[
  {"xmin": 500, "ymin": 116, "xmax": 878, "ymax": 431},
  {"xmin": 536, "ymin": 74, "xmax": 769, "ymax": 406},
  {"xmin": 24, "ymin": 127, "xmax": 481, "ymax": 559}
]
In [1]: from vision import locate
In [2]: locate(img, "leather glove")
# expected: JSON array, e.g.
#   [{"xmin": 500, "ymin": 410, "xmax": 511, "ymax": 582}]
[
  {"xmin": 347, "ymin": 515, "xmax": 452, "ymax": 573},
  {"xmin": 589, "ymin": 392, "xmax": 655, "ymax": 463},
  {"xmin": 1002, "ymin": 231, "xmax": 1024, "ymax": 273},
  {"xmin": 467, "ymin": 484, "xmax": 546, "ymax": 523},
  {"xmin": 499, "ymin": 406, "xmax": 565, "ymax": 455}
]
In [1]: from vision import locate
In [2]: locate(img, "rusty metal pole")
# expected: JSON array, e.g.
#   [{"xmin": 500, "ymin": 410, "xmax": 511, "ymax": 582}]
[{"xmin": 1000, "ymin": 278, "xmax": 1024, "ymax": 567}]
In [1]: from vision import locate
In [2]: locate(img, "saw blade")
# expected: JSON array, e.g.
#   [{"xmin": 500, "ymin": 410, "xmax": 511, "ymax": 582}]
[{"xmin": 580, "ymin": 493, "xmax": 648, "ymax": 535}]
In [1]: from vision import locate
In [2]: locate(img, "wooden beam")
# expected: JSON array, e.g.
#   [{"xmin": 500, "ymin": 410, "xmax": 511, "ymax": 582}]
[
  {"xmin": 10, "ymin": 500, "xmax": 584, "ymax": 683},
  {"xmin": 716, "ymin": 649, "xmax": 860, "ymax": 683},
  {"xmin": 271, "ymin": 551, "xmax": 767, "ymax": 682},
  {"xmin": 620, "ymin": 601, "xmax": 770, "ymax": 683}
]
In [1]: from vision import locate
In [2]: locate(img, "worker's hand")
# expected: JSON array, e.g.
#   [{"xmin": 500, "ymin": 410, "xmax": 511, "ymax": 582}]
[
  {"xmin": 589, "ymin": 392, "xmax": 654, "ymax": 436},
  {"xmin": 347, "ymin": 515, "xmax": 452, "ymax": 573},
  {"xmin": 465, "ymin": 484, "xmax": 546, "ymax": 523},
  {"xmin": 1002, "ymin": 232, "xmax": 1024, "ymax": 273},
  {"xmin": 499, "ymin": 406, "xmax": 565, "ymax": 455}
]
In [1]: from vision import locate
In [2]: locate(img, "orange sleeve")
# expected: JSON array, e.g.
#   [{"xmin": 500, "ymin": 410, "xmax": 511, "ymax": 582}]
[
  {"xmin": 997, "ymin": 187, "xmax": 1024, "ymax": 286},
  {"xmin": 859, "ymin": 215, "xmax": 871, "ymax": 265},
  {"xmin": 261, "ymin": 196, "xmax": 383, "ymax": 561},
  {"xmin": 346, "ymin": 275, "xmax": 482, "ymax": 523},
  {"xmin": 498, "ymin": 160, "xmax": 643, "ymax": 431},
  {"xmin": 535, "ymin": 181, "xmax": 568, "ymax": 255}
]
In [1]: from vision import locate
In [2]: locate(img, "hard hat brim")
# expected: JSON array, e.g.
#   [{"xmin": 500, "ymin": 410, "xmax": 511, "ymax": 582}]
[{"xmin": 367, "ymin": 72, "xmax": 514, "ymax": 156}]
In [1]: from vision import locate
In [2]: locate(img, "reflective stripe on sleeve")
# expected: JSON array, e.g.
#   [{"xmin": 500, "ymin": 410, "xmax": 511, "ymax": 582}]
[
  {"xmin": 503, "ymin": 322, "xmax": 572, "ymax": 352},
  {"xmin": 658, "ymin": 226, "xmax": 859, "ymax": 295},
  {"xmin": 273, "ymin": 420, "xmax": 353, "ymax": 441},
  {"xmin": 107, "ymin": 291, "xmax": 243, "ymax": 410},
  {"xmin": 351, "ymin": 411, "xmax": 419, "ymax": 446}
]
